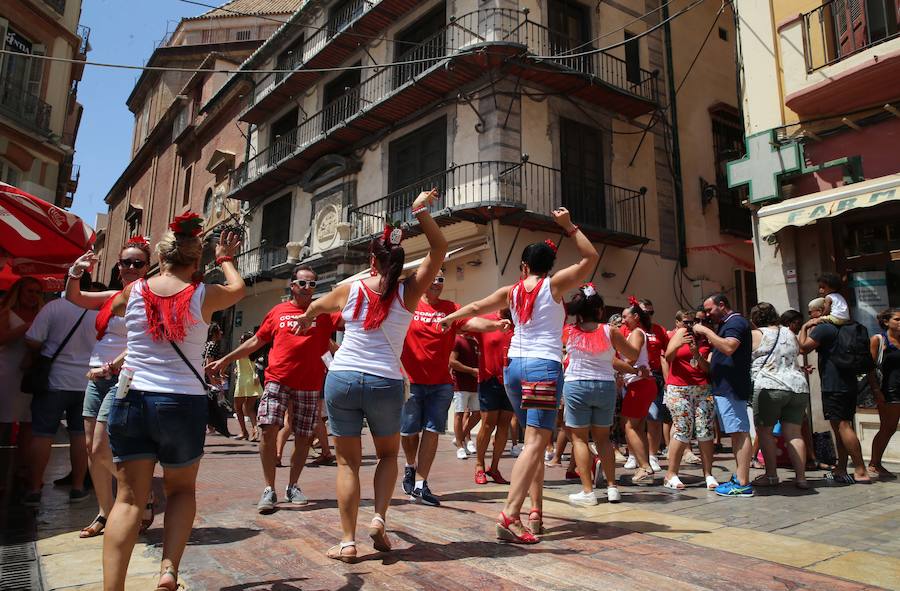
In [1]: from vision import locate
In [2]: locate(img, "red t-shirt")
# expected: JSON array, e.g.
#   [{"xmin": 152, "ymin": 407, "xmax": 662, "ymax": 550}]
[
  {"xmin": 452, "ymin": 335, "xmax": 479, "ymax": 392},
  {"xmin": 666, "ymin": 342, "xmax": 712, "ymax": 386},
  {"xmin": 474, "ymin": 313, "xmax": 512, "ymax": 384},
  {"xmin": 255, "ymin": 301, "xmax": 336, "ymax": 391},
  {"xmin": 622, "ymin": 323, "xmax": 669, "ymax": 371},
  {"xmin": 401, "ymin": 298, "xmax": 467, "ymax": 385}
]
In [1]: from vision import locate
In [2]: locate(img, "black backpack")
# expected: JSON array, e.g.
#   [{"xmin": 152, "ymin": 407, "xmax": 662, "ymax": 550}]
[{"xmin": 830, "ymin": 323, "xmax": 874, "ymax": 373}]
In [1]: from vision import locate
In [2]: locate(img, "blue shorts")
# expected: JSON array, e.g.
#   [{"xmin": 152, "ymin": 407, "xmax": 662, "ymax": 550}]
[
  {"xmin": 401, "ymin": 383, "xmax": 454, "ymax": 435},
  {"xmin": 647, "ymin": 371, "xmax": 671, "ymax": 422},
  {"xmin": 31, "ymin": 390, "xmax": 85, "ymax": 437},
  {"xmin": 504, "ymin": 357, "xmax": 562, "ymax": 431},
  {"xmin": 325, "ymin": 370, "xmax": 405, "ymax": 437},
  {"xmin": 83, "ymin": 377, "xmax": 118, "ymax": 422},
  {"xmin": 714, "ymin": 391, "xmax": 751, "ymax": 434},
  {"xmin": 563, "ymin": 379, "xmax": 617, "ymax": 428},
  {"xmin": 107, "ymin": 389, "xmax": 208, "ymax": 467},
  {"xmin": 478, "ymin": 377, "xmax": 514, "ymax": 412}
]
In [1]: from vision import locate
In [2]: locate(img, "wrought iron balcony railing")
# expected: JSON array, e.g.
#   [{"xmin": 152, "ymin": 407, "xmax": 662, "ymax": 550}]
[
  {"xmin": 77, "ymin": 25, "xmax": 91, "ymax": 55},
  {"xmin": 0, "ymin": 76, "xmax": 52, "ymax": 134},
  {"xmin": 207, "ymin": 244, "xmax": 289, "ymax": 279},
  {"xmin": 233, "ymin": 9, "xmax": 658, "ymax": 191},
  {"xmin": 347, "ymin": 160, "xmax": 647, "ymax": 242},
  {"xmin": 802, "ymin": 0, "xmax": 900, "ymax": 72}
]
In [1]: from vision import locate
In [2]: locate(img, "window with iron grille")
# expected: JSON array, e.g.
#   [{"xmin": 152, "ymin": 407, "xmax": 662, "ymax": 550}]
[{"xmin": 235, "ymin": 29, "xmax": 252, "ymax": 41}]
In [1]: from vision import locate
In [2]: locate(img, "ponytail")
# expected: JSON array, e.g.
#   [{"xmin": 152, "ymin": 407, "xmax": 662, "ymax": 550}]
[{"xmin": 370, "ymin": 235, "xmax": 406, "ymax": 304}]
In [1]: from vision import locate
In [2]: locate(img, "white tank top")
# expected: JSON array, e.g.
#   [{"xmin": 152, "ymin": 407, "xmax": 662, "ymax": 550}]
[
  {"xmin": 565, "ymin": 324, "xmax": 616, "ymax": 381},
  {"xmin": 90, "ymin": 316, "xmax": 127, "ymax": 368},
  {"xmin": 329, "ymin": 281, "xmax": 414, "ymax": 380},
  {"xmin": 623, "ymin": 327, "xmax": 650, "ymax": 386},
  {"xmin": 125, "ymin": 281, "xmax": 209, "ymax": 395},
  {"xmin": 508, "ymin": 277, "xmax": 565, "ymax": 362},
  {"xmin": 0, "ymin": 311, "xmax": 27, "ymax": 395}
]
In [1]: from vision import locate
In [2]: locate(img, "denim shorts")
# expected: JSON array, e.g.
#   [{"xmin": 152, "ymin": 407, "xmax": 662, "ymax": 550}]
[
  {"xmin": 83, "ymin": 377, "xmax": 118, "ymax": 423},
  {"xmin": 31, "ymin": 390, "xmax": 85, "ymax": 437},
  {"xmin": 504, "ymin": 357, "xmax": 562, "ymax": 431},
  {"xmin": 714, "ymin": 391, "xmax": 751, "ymax": 434},
  {"xmin": 401, "ymin": 383, "xmax": 454, "ymax": 435},
  {"xmin": 478, "ymin": 377, "xmax": 513, "ymax": 412},
  {"xmin": 563, "ymin": 379, "xmax": 617, "ymax": 428},
  {"xmin": 324, "ymin": 370, "xmax": 405, "ymax": 437},
  {"xmin": 107, "ymin": 389, "xmax": 208, "ymax": 467}
]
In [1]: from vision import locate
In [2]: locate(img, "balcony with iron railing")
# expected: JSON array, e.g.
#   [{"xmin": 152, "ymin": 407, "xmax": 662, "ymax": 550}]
[
  {"xmin": 348, "ymin": 160, "xmax": 648, "ymax": 247},
  {"xmin": 205, "ymin": 243, "xmax": 289, "ymax": 281},
  {"xmin": 802, "ymin": 0, "xmax": 899, "ymax": 72},
  {"xmin": 231, "ymin": 9, "xmax": 659, "ymax": 200},
  {"xmin": 242, "ymin": 6, "xmax": 658, "ymax": 125},
  {"xmin": 0, "ymin": 76, "xmax": 52, "ymax": 135},
  {"xmin": 77, "ymin": 25, "xmax": 91, "ymax": 56}
]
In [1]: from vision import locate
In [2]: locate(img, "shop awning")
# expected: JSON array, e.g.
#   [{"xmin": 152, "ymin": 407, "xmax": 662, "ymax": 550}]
[
  {"xmin": 757, "ymin": 174, "xmax": 900, "ymax": 236},
  {"xmin": 337, "ymin": 241, "xmax": 489, "ymax": 286}
]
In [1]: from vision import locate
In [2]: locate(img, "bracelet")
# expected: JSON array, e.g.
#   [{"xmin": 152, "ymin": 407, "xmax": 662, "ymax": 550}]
[
  {"xmin": 68, "ymin": 266, "xmax": 84, "ymax": 279},
  {"xmin": 411, "ymin": 206, "xmax": 428, "ymax": 217},
  {"xmin": 215, "ymin": 256, "xmax": 234, "ymax": 265},
  {"xmin": 565, "ymin": 225, "xmax": 579, "ymax": 237}
]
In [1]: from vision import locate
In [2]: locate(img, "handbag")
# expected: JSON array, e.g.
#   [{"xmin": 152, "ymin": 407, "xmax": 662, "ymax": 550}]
[
  {"xmin": 520, "ymin": 380, "xmax": 558, "ymax": 410},
  {"xmin": 21, "ymin": 310, "xmax": 88, "ymax": 395}
]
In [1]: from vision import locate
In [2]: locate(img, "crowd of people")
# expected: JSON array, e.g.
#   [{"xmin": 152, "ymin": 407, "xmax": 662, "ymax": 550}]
[{"xmin": 0, "ymin": 194, "xmax": 897, "ymax": 588}]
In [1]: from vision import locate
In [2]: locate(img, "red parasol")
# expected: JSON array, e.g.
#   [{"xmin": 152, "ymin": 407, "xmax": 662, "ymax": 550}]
[{"xmin": 0, "ymin": 182, "xmax": 95, "ymax": 291}]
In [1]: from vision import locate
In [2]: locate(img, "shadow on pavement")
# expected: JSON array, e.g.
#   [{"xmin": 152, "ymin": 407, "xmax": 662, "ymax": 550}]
[
  {"xmin": 219, "ymin": 576, "xmax": 309, "ymax": 591},
  {"xmin": 144, "ymin": 525, "xmax": 261, "ymax": 547}
]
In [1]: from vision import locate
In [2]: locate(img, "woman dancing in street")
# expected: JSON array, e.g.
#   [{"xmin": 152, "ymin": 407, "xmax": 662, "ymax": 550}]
[
  {"xmin": 65, "ymin": 236, "xmax": 153, "ymax": 538},
  {"xmin": 101, "ymin": 214, "xmax": 245, "ymax": 591},
  {"xmin": 441, "ymin": 207, "xmax": 598, "ymax": 543},
  {"xmin": 289, "ymin": 189, "xmax": 445, "ymax": 562}
]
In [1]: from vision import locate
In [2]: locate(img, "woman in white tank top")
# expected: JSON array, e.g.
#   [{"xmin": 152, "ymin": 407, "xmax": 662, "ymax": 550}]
[
  {"xmin": 290, "ymin": 189, "xmax": 445, "ymax": 562},
  {"xmin": 64, "ymin": 236, "xmax": 152, "ymax": 539},
  {"xmin": 440, "ymin": 207, "xmax": 599, "ymax": 544},
  {"xmin": 563, "ymin": 286, "xmax": 645, "ymax": 506},
  {"xmin": 620, "ymin": 301, "xmax": 659, "ymax": 486},
  {"xmin": 101, "ymin": 215, "xmax": 245, "ymax": 591}
]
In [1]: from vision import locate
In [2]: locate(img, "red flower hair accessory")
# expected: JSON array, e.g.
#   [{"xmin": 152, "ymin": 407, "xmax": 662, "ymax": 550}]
[
  {"xmin": 125, "ymin": 235, "xmax": 150, "ymax": 247},
  {"xmin": 544, "ymin": 239, "xmax": 558, "ymax": 253},
  {"xmin": 382, "ymin": 223, "xmax": 404, "ymax": 247},
  {"xmin": 169, "ymin": 212, "xmax": 203, "ymax": 237},
  {"xmin": 628, "ymin": 295, "xmax": 639, "ymax": 307},
  {"xmin": 581, "ymin": 283, "xmax": 596, "ymax": 297}
]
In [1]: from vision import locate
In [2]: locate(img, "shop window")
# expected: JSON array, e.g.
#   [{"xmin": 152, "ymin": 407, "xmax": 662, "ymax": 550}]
[
  {"xmin": 711, "ymin": 107, "xmax": 751, "ymax": 237},
  {"xmin": 842, "ymin": 217, "xmax": 900, "ymax": 257}
]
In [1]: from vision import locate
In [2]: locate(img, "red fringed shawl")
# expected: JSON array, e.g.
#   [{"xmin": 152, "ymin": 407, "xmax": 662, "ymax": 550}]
[
  {"xmin": 352, "ymin": 281, "xmax": 397, "ymax": 331},
  {"xmin": 509, "ymin": 277, "xmax": 544, "ymax": 325},
  {"xmin": 95, "ymin": 291, "xmax": 122, "ymax": 340},
  {"xmin": 140, "ymin": 280, "xmax": 199, "ymax": 342},
  {"xmin": 566, "ymin": 324, "xmax": 611, "ymax": 355}
]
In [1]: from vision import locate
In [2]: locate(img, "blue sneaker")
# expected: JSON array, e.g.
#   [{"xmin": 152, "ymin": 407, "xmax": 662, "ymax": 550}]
[{"xmin": 715, "ymin": 479, "xmax": 754, "ymax": 497}]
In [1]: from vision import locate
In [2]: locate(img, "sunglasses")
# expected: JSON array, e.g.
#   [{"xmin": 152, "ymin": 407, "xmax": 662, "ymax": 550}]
[
  {"xmin": 432, "ymin": 277, "xmax": 445, "ymax": 285},
  {"xmin": 119, "ymin": 259, "xmax": 147, "ymax": 269},
  {"xmin": 292, "ymin": 279, "xmax": 317, "ymax": 289}
]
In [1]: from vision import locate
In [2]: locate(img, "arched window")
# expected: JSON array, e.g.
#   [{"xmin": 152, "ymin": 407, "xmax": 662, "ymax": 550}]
[{"xmin": 203, "ymin": 188, "xmax": 214, "ymax": 218}]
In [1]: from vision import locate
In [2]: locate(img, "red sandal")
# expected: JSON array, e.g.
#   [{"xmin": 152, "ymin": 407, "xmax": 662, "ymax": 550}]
[
  {"xmin": 486, "ymin": 468, "xmax": 509, "ymax": 485},
  {"xmin": 528, "ymin": 508, "xmax": 544, "ymax": 536},
  {"xmin": 496, "ymin": 512, "xmax": 539, "ymax": 544}
]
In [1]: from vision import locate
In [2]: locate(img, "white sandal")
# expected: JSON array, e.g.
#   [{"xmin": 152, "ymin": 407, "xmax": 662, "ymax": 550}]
[
  {"xmin": 327, "ymin": 541, "xmax": 358, "ymax": 563},
  {"xmin": 705, "ymin": 475, "xmax": 720, "ymax": 490},
  {"xmin": 663, "ymin": 475, "xmax": 685, "ymax": 490},
  {"xmin": 369, "ymin": 514, "xmax": 391, "ymax": 552}
]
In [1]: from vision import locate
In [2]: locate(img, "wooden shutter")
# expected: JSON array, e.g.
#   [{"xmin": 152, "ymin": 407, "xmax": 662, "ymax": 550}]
[{"xmin": 560, "ymin": 118, "xmax": 605, "ymax": 228}]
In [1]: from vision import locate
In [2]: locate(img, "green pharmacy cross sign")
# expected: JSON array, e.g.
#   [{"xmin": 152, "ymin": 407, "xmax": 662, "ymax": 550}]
[{"xmin": 727, "ymin": 130, "xmax": 801, "ymax": 204}]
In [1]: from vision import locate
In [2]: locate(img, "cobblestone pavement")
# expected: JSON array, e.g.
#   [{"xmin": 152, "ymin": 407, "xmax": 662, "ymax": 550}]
[{"xmin": 21, "ymin": 425, "xmax": 900, "ymax": 591}]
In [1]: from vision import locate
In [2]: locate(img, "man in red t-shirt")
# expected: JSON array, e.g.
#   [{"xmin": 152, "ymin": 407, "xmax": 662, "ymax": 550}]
[
  {"xmin": 399, "ymin": 270, "xmax": 506, "ymax": 506},
  {"xmin": 208, "ymin": 265, "xmax": 337, "ymax": 514}
]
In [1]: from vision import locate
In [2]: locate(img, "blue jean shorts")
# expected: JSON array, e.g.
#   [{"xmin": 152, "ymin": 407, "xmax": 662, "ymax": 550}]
[
  {"xmin": 325, "ymin": 371, "xmax": 405, "ymax": 437},
  {"xmin": 563, "ymin": 379, "xmax": 617, "ymax": 428},
  {"xmin": 504, "ymin": 357, "xmax": 562, "ymax": 431},
  {"xmin": 107, "ymin": 389, "xmax": 208, "ymax": 467},
  {"xmin": 401, "ymin": 383, "xmax": 454, "ymax": 435},
  {"xmin": 83, "ymin": 377, "xmax": 118, "ymax": 422},
  {"xmin": 31, "ymin": 390, "xmax": 85, "ymax": 437},
  {"xmin": 479, "ymin": 377, "xmax": 514, "ymax": 412},
  {"xmin": 714, "ymin": 391, "xmax": 751, "ymax": 434}
]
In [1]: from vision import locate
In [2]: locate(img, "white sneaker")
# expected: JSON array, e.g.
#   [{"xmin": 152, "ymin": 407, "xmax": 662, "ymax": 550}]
[
  {"xmin": 544, "ymin": 450, "xmax": 555, "ymax": 462},
  {"xmin": 569, "ymin": 490, "xmax": 598, "ymax": 506},
  {"xmin": 510, "ymin": 444, "xmax": 523, "ymax": 457},
  {"xmin": 456, "ymin": 447, "xmax": 468, "ymax": 460},
  {"xmin": 285, "ymin": 484, "xmax": 308, "ymax": 505},
  {"xmin": 466, "ymin": 440, "xmax": 477, "ymax": 454},
  {"xmin": 606, "ymin": 487, "xmax": 622, "ymax": 503},
  {"xmin": 624, "ymin": 455, "xmax": 637, "ymax": 470},
  {"xmin": 649, "ymin": 455, "xmax": 662, "ymax": 472}
]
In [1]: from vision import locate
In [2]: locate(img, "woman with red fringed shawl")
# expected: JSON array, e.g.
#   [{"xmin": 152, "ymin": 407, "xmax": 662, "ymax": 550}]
[
  {"xmin": 440, "ymin": 207, "xmax": 599, "ymax": 544},
  {"xmin": 289, "ymin": 189, "xmax": 445, "ymax": 563},
  {"xmin": 100, "ymin": 213, "xmax": 245, "ymax": 591}
]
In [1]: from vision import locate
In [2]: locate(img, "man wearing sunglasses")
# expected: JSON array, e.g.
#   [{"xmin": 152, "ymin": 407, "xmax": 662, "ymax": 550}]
[
  {"xmin": 399, "ymin": 269, "xmax": 510, "ymax": 506},
  {"xmin": 207, "ymin": 265, "xmax": 339, "ymax": 514}
]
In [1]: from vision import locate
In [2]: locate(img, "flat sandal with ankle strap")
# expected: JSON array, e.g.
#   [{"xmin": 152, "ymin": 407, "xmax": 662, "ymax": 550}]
[
  {"xmin": 369, "ymin": 515, "xmax": 391, "ymax": 552},
  {"xmin": 327, "ymin": 541, "xmax": 358, "ymax": 563},
  {"xmin": 155, "ymin": 566, "xmax": 181, "ymax": 591},
  {"xmin": 79, "ymin": 514, "xmax": 106, "ymax": 539}
]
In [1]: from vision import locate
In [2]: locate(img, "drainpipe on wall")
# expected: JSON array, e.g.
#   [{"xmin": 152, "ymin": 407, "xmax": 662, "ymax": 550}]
[{"xmin": 662, "ymin": 2, "xmax": 688, "ymax": 267}]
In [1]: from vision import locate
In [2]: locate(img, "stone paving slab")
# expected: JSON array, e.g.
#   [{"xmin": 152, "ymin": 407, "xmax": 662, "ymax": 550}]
[{"xmin": 26, "ymin": 425, "xmax": 900, "ymax": 591}]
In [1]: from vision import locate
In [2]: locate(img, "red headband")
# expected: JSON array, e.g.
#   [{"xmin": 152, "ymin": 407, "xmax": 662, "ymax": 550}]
[
  {"xmin": 169, "ymin": 212, "xmax": 203, "ymax": 237},
  {"xmin": 544, "ymin": 239, "xmax": 558, "ymax": 253},
  {"xmin": 125, "ymin": 235, "xmax": 150, "ymax": 247},
  {"xmin": 382, "ymin": 224, "xmax": 404, "ymax": 247},
  {"xmin": 628, "ymin": 295, "xmax": 639, "ymax": 307}
]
